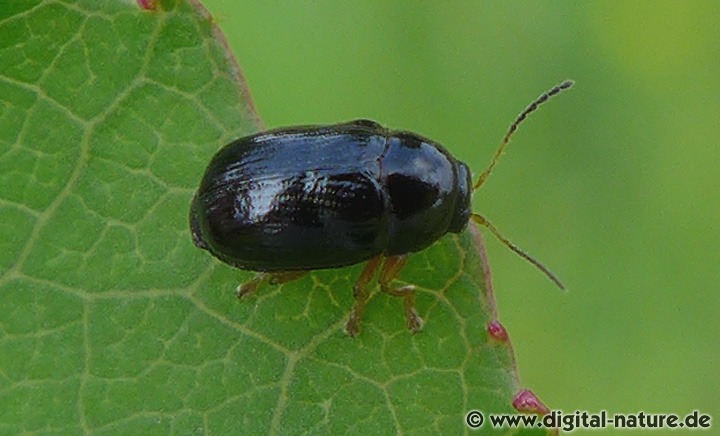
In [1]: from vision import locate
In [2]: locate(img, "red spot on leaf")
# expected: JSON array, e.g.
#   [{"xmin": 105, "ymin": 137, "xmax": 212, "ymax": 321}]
[
  {"xmin": 487, "ymin": 320, "xmax": 509, "ymax": 342},
  {"xmin": 137, "ymin": 0, "xmax": 157, "ymax": 10},
  {"xmin": 512, "ymin": 389, "xmax": 550, "ymax": 415}
]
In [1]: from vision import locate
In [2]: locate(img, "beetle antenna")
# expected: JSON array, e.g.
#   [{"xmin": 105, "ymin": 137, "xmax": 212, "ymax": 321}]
[
  {"xmin": 471, "ymin": 213, "xmax": 565, "ymax": 290},
  {"xmin": 473, "ymin": 80, "xmax": 574, "ymax": 191}
]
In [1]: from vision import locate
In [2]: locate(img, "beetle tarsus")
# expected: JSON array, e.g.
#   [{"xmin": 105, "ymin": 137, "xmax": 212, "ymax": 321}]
[
  {"xmin": 407, "ymin": 306, "xmax": 424, "ymax": 334},
  {"xmin": 268, "ymin": 271, "xmax": 307, "ymax": 286},
  {"xmin": 345, "ymin": 283, "xmax": 368, "ymax": 338},
  {"xmin": 236, "ymin": 273, "xmax": 268, "ymax": 298},
  {"xmin": 399, "ymin": 285, "xmax": 424, "ymax": 333},
  {"xmin": 236, "ymin": 271, "xmax": 307, "ymax": 299},
  {"xmin": 344, "ymin": 311, "xmax": 361, "ymax": 338},
  {"xmin": 383, "ymin": 283, "xmax": 424, "ymax": 334}
]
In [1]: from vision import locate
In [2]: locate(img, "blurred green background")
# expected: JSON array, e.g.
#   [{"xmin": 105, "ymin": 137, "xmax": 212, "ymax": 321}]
[{"xmin": 202, "ymin": 0, "xmax": 719, "ymax": 430}]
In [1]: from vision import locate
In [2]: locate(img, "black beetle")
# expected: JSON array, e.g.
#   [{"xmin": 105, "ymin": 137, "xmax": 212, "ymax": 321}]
[{"xmin": 190, "ymin": 80, "xmax": 573, "ymax": 337}]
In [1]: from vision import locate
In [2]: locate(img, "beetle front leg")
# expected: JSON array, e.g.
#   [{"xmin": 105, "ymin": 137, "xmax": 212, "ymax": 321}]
[
  {"xmin": 344, "ymin": 255, "xmax": 383, "ymax": 337},
  {"xmin": 236, "ymin": 271, "xmax": 307, "ymax": 298},
  {"xmin": 379, "ymin": 255, "xmax": 424, "ymax": 334}
]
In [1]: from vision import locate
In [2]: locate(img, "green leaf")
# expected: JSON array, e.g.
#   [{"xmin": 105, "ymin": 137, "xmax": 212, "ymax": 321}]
[{"xmin": 0, "ymin": 1, "xmax": 549, "ymax": 434}]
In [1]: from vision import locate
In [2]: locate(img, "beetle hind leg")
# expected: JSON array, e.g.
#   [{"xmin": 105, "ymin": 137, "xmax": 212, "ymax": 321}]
[
  {"xmin": 236, "ymin": 271, "xmax": 307, "ymax": 298},
  {"xmin": 379, "ymin": 255, "xmax": 424, "ymax": 334}
]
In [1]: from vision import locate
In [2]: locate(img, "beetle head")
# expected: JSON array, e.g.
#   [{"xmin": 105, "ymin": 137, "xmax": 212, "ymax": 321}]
[{"xmin": 448, "ymin": 161, "xmax": 472, "ymax": 233}]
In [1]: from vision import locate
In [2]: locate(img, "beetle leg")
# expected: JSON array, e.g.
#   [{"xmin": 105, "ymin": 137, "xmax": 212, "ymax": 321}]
[
  {"xmin": 236, "ymin": 273, "xmax": 270, "ymax": 298},
  {"xmin": 379, "ymin": 255, "xmax": 424, "ymax": 334},
  {"xmin": 268, "ymin": 271, "xmax": 307, "ymax": 285},
  {"xmin": 236, "ymin": 271, "xmax": 307, "ymax": 298},
  {"xmin": 344, "ymin": 255, "xmax": 383, "ymax": 337}
]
